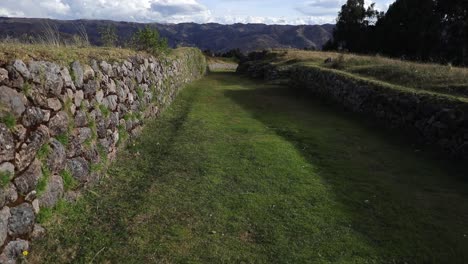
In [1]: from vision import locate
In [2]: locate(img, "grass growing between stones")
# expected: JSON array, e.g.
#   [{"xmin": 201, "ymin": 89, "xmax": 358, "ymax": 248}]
[{"xmin": 31, "ymin": 73, "xmax": 468, "ymax": 263}]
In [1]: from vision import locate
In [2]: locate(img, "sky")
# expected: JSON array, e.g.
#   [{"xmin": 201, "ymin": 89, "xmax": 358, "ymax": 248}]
[{"xmin": 0, "ymin": 0, "xmax": 395, "ymax": 25}]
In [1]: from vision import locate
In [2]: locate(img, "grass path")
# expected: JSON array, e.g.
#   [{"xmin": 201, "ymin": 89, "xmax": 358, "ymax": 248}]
[{"xmin": 32, "ymin": 73, "xmax": 468, "ymax": 263}]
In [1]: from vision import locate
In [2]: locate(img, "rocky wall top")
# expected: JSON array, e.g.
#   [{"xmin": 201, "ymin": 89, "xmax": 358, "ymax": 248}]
[{"xmin": 0, "ymin": 48, "xmax": 206, "ymax": 263}]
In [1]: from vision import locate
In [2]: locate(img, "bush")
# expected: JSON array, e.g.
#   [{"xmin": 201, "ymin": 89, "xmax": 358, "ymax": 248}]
[
  {"xmin": 132, "ymin": 26, "xmax": 169, "ymax": 55},
  {"xmin": 99, "ymin": 25, "xmax": 118, "ymax": 47}
]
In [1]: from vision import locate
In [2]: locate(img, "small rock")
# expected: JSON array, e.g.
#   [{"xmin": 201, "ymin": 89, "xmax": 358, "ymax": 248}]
[
  {"xmin": 0, "ymin": 85, "xmax": 27, "ymax": 118},
  {"xmin": 47, "ymin": 139, "xmax": 66, "ymax": 174},
  {"xmin": 0, "ymin": 162, "xmax": 14, "ymax": 179},
  {"xmin": 39, "ymin": 174, "xmax": 63, "ymax": 208},
  {"xmin": 75, "ymin": 90, "xmax": 84, "ymax": 107},
  {"xmin": 8, "ymin": 203, "xmax": 35, "ymax": 237},
  {"xmin": 47, "ymin": 98, "xmax": 62, "ymax": 111},
  {"xmin": 32, "ymin": 199, "xmax": 40, "ymax": 214},
  {"xmin": 22, "ymin": 106, "xmax": 44, "ymax": 127},
  {"xmin": 42, "ymin": 109, "xmax": 51, "ymax": 122},
  {"xmin": 66, "ymin": 157, "xmax": 89, "ymax": 183},
  {"xmin": 15, "ymin": 125, "xmax": 49, "ymax": 172},
  {"xmin": 96, "ymin": 90, "xmax": 104, "ymax": 103},
  {"xmin": 60, "ymin": 67, "xmax": 75, "ymax": 90},
  {"xmin": 83, "ymin": 80, "xmax": 99, "ymax": 97},
  {"xmin": 0, "ymin": 239, "xmax": 29, "ymax": 263},
  {"xmin": 48, "ymin": 111, "xmax": 69, "ymax": 137},
  {"xmin": 31, "ymin": 224, "xmax": 46, "ymax": 240},
  {"xmin": 83, "ymin": 65, "xmax": 95, "ymax": 81},
  {"xmin": 0, "ymin": 68, "xmax": 8, "ymax": 83},
  {"xmin": 0, "ymin": 206, "xmax": 10, "ymax": 245},
  {"xmin": 71, "ymin": 61, "xmax": 84, "ymax": 88},
  {"xmin": 25, "ymin": 191, "xmax": 37, "ymax": 203},
  {"xmin": 13, "ymin": 124, "xmax": 27, "ymax": 142},
  {"xmin": 14, "ymin": 158, "xmax": 42, "ymax": 195},
  {"xmin": 5, "ymin": 184, "xmax": 18, "ymax": 204},
  {"xmin": 0, "ymin": 124, "xmax": 15, "ymax": 163},
  {"xmin": 74, "ymin": 110, "xmax": 88, "ymax": 127},
  {"xmin": 13, "ymin": 60, "xmax": 30, "ymax": 79},
  {"xmin": 103, "ymin": 95, "xmax": 118, "ymax": 111}
]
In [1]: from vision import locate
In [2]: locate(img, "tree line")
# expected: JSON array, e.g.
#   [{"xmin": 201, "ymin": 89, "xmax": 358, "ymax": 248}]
[{"xmin": 324, "ymin": 0, "xmax": 468, "ymax": 65}]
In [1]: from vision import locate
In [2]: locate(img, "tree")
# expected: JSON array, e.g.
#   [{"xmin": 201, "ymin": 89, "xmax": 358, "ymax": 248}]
[
  {"xmin": 99, "ymin": 25, "xmax": 118, "ymax": 47},
  {"xmin": 373, "ymin": 0, "xmax": 441, "ymax": 60},
  {"xmin": 436, "ymin": 0, "xmax": 468, "ymax": 64},
  {"xmin": 132, "ymin": 26, "xmax": 169, "ymax": 55},
  {"xmin": 330, "ymin": 0, "xmax": 380, "ymax": 52}
]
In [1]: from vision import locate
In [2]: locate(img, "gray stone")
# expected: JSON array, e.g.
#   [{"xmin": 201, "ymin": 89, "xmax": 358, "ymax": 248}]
[
  {"xmin": 0, "ymin": 68, "xmax": 8, "ymax": 83},
  {"xmin": 47, "ymin": 98, "xmax": 62, "ymax": 111},
  {"xmin": 5, "ymin": 184, "xmax": 18, "ymax": 204},
  {"xmin": 60, "ymin": 67, "xmax": 75, "ymax": 90},
  {"xmin": 71, "ymin": 61, "xmax": 84, "ymax": 88},
  {"xmin": 24, "ymin": 191, "xmax": 37, "ymax": 203},
  {"xmin": 29, "ymin": 61, "xmax": 63, "ymax": 96},
  {"xmin": 31, "ymin": 224, "xmax": 46, "ymax": 240},
  {"xmin": 83, "ymin": 145, "xmax": 100, "ymax": 164},
  {"xmin": 107, "ymin": 79, "xmax": 117, "ymax": 93},
  {"xmin": 103, "ymin": 95, "xmax": 118, "ymax": 111},
  {"xmin": 8, "ymin": 203, "xmax": 35, "ymax": 237},
  {"xmin": 97, "ymin": 117, "xmax": 107, "ymax": 139},
  {"xmin": 47, "ymin": 139, "xmax": 66, "ymax": 174},
  {"xmin": 77, "ymin": 127, "xmax": 92, "ymax": 144},
  {"xmin": 66, "ymin": 157, "xmax": 89, "ymax": 183},
  {"xmin": 32, "ymin": 199, "xmax": 40, "ymax": 214},
  {"xmin": 75, "ymin": 90, "xmax": 84, "ymax": 107},
  {"xmin": 100, "ymin": 61, "xmax": 113, "ymax": 76},
  {"xmin": 14, "ymin": 158, "xmax": 42, "ymax": 195},
  {"xmin": 0, "ymin": 162, "xmax": 14, "ymax": 179},
  {"xmin": 83, "ymin": 65, "xmax": 95, "ymax": 81},
  {"xmin": 48, "ymin": 111, "xmax": 68, "ymax": 137},
  {"xmin": 39, "ymin": 174, "xmax": 63, "ymax": 208},
  {"xmin": 15, "ymin": 125, "xmax": 49, "ymax": 172},
  {"xmin": 22, "ymin": 106, "xmax": 44, "ymax": 127},
  {"xmin": 13, "ymin": 125, "xmax": 26, "ymax": 143},
  {"xmin": 4, "ymin": 65, "xmax": 24, "ymax": 89},
  {"xmin": 0, "ymin": 239, "xmax": 29, "ymax": 263},
  {"xmin": 42, "ymin": 109, "xmax": 51, "ymax": 122},
  {"xmin": 13, "ymin": 60, "xmax": 30, "ymax": 79},
  {"xmin": 0, "ymin": 206, "xmax": 10, "ymax": 246},
  {"xmin": 74, "ymin": 110, "xmax": 88, "ymax": 127},
  {"xmin": 108, "ymin": 112, "xmax": 119, "ymax": 130},
  {"xmin": 0, "ymin": 124, "xmax": 15, "ymax": 163},
  {"xmin": 0, "ymin": 85, "xmax": 27, "ymax": 118},
  {"xmin": 83, "ymin": 80, "xmax": 99, "ymax": 97},
  {"xmin": 96, "ymin": 90, "xmax": 104, "ymax": 103}
]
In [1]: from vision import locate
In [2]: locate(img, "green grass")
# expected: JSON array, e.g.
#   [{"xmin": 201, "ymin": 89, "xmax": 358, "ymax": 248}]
[
  {"xmin": 0, "ymin": 171, "xmax": 11, "ymax": 188},
  {"xmin": 60, "ymin": 169, "xmax": 78, "ymax": 192},
  {"xmin": 30, "ymin": 72, "xmax": 468, "ymax": 263},
  {"xmin": 0, "ymin": 112, "xmax": 16, "ymax": 130}
]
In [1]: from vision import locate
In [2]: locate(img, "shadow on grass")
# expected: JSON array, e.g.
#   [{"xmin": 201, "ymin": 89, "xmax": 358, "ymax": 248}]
[{"xmin": 218, "ymin": 72, "xmax": 468, "ymax": 263}]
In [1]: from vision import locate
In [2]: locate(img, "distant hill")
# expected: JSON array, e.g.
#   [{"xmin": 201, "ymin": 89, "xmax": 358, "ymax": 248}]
[{"xmin": 0, "ymin": 17, "xmax": 334, "ymax": 52}]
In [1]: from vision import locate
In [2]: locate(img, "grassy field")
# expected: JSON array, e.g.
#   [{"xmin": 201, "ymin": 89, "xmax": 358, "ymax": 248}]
[
  {"xmin": 0, "ymin": 43, "xmax": 197, "ymax": 65},
  {"xmin": 30, "ymin": 72, "xmax": 468, "ymax": 263},
  {"xmin": 268, "ymin": 49, "xmax": 468, "ymax": 98}
]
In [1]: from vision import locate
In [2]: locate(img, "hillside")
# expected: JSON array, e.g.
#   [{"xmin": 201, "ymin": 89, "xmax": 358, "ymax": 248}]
[{"xmin": 0, "ymin": 17, "xmax": 334, "ymax": 52}]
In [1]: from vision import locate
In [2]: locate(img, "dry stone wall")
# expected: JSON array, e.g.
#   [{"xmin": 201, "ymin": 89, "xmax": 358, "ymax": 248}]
[
  {"xmin": 0, "ymin": 48, "xmax": 206, "ymax": 262},
  {"xmin": 238, "ymin": 59, "xmax": 468, "ymax": 159}
]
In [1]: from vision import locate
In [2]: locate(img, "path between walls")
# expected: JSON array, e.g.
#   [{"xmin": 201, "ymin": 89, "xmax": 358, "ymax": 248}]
[{"xmin": 29, "ymin": 72, "xmax": 468, "ymax": 263}]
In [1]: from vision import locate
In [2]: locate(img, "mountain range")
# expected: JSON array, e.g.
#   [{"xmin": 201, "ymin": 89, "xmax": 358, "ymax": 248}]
[{"xmin": 0, "ymin": 17, "xmax": 334, "ymax": 52}]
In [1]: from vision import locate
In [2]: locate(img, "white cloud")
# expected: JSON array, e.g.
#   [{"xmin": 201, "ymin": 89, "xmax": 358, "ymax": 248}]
[{"xmin": 0, "ymin": 0, "xmax": 394, "ymax": 25}]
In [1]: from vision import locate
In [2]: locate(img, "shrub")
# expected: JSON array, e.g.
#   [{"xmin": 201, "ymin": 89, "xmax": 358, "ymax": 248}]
[
  {"xmin": 99, "ymin": 25, "xmax": 118, "ymax": 47},
  {"xmin": 132, "ymin": 26, "xmax": 169, "ymax": 56}
]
